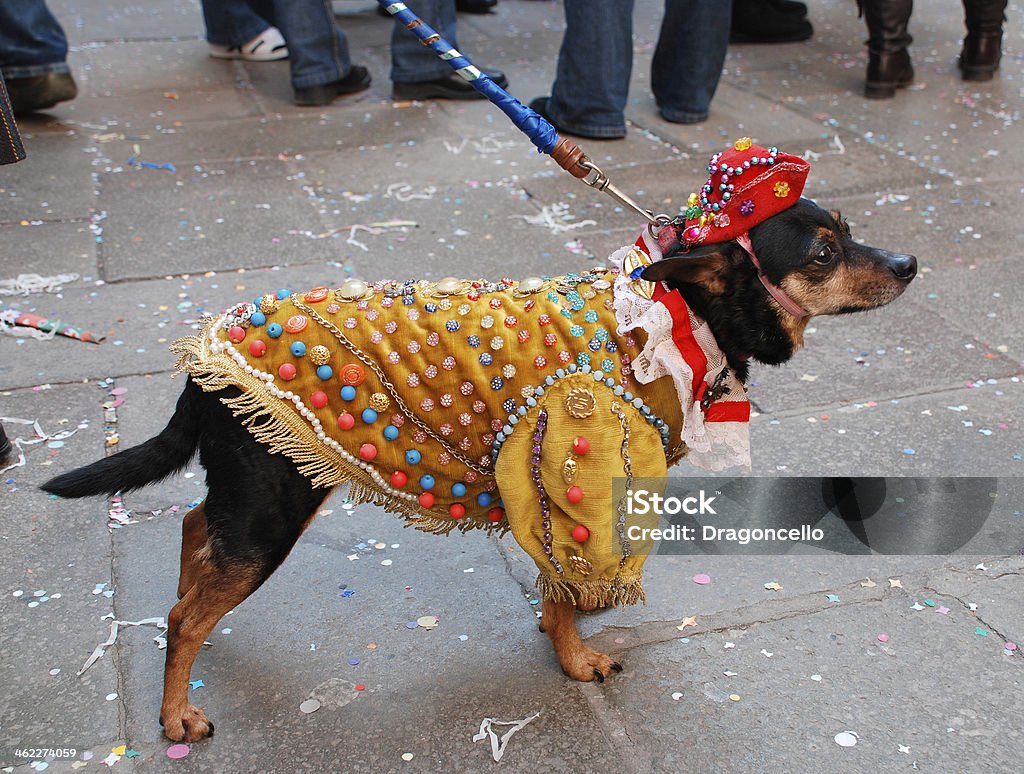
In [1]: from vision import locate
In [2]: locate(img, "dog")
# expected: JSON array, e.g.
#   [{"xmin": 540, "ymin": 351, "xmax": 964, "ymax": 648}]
[{"xmin": 42, "ymin": 141, "xmax": 916, "ymax": 742}]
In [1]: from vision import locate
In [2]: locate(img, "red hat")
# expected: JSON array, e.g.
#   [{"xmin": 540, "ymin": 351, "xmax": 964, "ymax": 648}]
[{"xmin": 676, "ymin": 138, "xmax": 810, "ymax": 247}]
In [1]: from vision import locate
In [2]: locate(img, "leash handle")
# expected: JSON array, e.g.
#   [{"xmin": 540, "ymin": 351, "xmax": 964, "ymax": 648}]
[{"xmin": 379, "ymin": 1, "xmax": 666, "ymax": 225}]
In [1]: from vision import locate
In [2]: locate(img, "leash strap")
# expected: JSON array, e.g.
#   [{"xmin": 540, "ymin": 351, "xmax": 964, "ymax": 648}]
[{"xmin": 379, "ymin": 1, "xmax": 666, "ymax": 226}]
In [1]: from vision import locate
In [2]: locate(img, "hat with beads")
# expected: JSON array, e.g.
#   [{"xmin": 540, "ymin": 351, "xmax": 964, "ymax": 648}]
[{"xmin": 662, "ymin": 138, "xmax": 810, "ymax": 252}]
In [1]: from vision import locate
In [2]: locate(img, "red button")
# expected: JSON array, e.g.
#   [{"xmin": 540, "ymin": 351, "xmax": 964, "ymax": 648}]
[
  {"xmin": 419, "ymin": 492, "xmax": 435, "ymax": 508},
  {"xmin": 572, "ymin": 525, "xmax": 590, "ymax": 543},
  {"xmin": 305, "ymin": 286, "xmax": 329, "ymax": 303},
  {"xmin": 278, "ymin": 363, "xmax": 296, "ymax": 381},
  {"xmin": 228, "ymin": 325, "xmax": 246, "ymax": 343},
  {"xmin": 572, "ymin": 436, "xmax": 590, "ymax": 456},
  {"xmin": 310, "ymin": 390, "xmax": 328, "ymax": 409},
  {"xmin": 337, "ymin": 412, "xmax": 355, "ymax": 431},
  {"xmin": 567, "ymin": 486, "xmax": 584, "ymax": 504},
  {"xmin": 339, "ymin": 364, "xmax": 366, "ymax": 386},
  {"xmin": 248, "ymin": 340, "xmax": 267, "ymax": 357},
  {"xmin": 487, "ymin": 507, "xmax": 505, "ymax": 523},
  {"xmin": 449, "ymin": 503, "xmax": 466, "ymax": 519},
  {"xmin": 284, "ymin": 315, "xmax": 308, "ymax": 334},
  {"xmin": 391, "ymin": 471, "xmax": 408, "ymax": 488},
  {"xmin": 359, "ymin": 443, "xmax": 377, "ymax": 460}
]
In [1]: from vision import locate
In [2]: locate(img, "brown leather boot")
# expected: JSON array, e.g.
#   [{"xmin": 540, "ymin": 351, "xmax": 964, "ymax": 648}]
[
  {"xmin": 960, "ymin": 0, "xmax": 1007, "ymax": 81},
  {"xmin": 859, "ymin": 0, "xmax": 914, "ymax": 99}
]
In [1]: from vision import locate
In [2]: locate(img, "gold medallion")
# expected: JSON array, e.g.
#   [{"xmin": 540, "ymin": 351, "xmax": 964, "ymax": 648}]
[
  {"xmin": 369, "ymin": 392, "xmax": 390, "ymax": 412},
  {"xmin": 562, "ymin": 457, "xmax": 579, "ymax": 485},
  {"xmin": 564, "ymin": 388, "xmax": 596, "ymax": 419}
]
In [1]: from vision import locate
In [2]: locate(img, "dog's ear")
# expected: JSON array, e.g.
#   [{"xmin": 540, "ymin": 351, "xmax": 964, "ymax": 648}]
[{"xmin": 640, "ymin": 242, "xmax": 741, "ymax": 295}]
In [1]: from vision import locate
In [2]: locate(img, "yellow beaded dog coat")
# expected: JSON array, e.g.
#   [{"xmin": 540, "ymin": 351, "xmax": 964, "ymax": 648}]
[{"xmin": 174, "ymin": 227, "xmax": 752, "ymax": 606}]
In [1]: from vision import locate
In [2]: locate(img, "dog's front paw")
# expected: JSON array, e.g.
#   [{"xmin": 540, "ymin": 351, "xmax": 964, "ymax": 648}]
[
  {"xmin": 161, "ymin": 703, "xmax": 215, "ymax": 742},
  {"xmin": 560, "ymin": 646, "xmax": 623, "ymax": 683}
]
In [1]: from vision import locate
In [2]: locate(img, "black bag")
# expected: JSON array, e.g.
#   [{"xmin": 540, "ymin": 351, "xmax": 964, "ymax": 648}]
[{"xmin": 0, "ymin": 75, "xmax": 27, "ymax": 165}]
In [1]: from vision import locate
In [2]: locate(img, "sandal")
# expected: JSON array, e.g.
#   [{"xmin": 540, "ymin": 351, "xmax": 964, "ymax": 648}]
[{"xmin": 209, "ymin": 27, "xmax": 288, "ymax": 61}]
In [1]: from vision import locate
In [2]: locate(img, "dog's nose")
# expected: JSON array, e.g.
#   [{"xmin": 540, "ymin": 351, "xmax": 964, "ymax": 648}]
[{"xmin": 889, "ymin": 253, "xmax": 917, "ymax": 280}]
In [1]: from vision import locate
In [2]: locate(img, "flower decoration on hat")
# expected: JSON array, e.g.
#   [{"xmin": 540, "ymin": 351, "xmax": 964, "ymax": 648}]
[{"xmin": 676, "ymin": 138, "xmax": 810, "ymax": 247}]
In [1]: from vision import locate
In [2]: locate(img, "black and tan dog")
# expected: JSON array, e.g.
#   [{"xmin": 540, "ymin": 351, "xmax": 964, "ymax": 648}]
[{"xmin": 43, "ymin": 174, "xmax": 915, "ymax": 741}]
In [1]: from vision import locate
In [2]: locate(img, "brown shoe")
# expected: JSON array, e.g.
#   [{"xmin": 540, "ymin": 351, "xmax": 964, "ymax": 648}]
[
  {"xmin": 0, "ymin": 424, "xmax": 11, "ymax": 466},
  {"xmin": 6, "ymin": 71, "xmax": 77, "ymax": 115}
]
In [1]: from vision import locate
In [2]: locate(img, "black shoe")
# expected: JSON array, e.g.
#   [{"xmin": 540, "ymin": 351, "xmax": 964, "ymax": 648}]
[
  {"xmin": 293, "ymin": 65, "xmax": 371, "ymax": 106},
  {"xmin": 393, "ymin": 67, "xmax": 508, "ymax": 100},
  {"xmin": 768, "ymin": 0, "xmax": 808, "ymax": 16},
  {"xmin": 731, "ymin": 0, "xmax": 813, "ymax": 43},
  {"xmin": 0, "ymin": 424, "xmax": 11, "ymax": 466},
  {"xmin": 6, "ymin": 72, "xmax": 77, "ymax": 115},
  {"xmin": 865, "ymin": 49, "xmax": 914, "ymax": 99},
  {"xmin": 528, "ymin": 96, "xmax": 625, "ymax": 140},
  {"xmin": 456, "ymin": 0, "xmax": 498, "ymax": 12}
]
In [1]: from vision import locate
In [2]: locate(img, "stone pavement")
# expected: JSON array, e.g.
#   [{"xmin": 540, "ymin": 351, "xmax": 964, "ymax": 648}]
[{"xmin": 1, "ymin": 0, "xmax": 1022, "ymax": 771}]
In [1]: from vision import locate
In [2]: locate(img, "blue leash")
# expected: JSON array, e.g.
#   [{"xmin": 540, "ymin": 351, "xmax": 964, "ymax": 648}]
[{"xmin": 377, "ymin": 1, "xmax": 666, "ymax": 226}]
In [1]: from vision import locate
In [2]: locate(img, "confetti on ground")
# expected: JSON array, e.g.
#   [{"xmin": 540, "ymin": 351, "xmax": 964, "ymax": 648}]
[
  {"xmin": 888, "ymin": 578, "xmax": 903, "ymax": 588},
  {"xmin": 860, "ymin": 578, "xmax": 877, "ymax": 588},
  {"xmin": 692, "ymin": 573, "xmax": 711, "ymax": 585},
  {"xmin": 834, "ymin": 731, "xmax": 859, "ymax": 747},
  {"xmin": 826, "ymin": 594, "xmax": 840, "ymax": 603},
  {"xmin": 975, "ymin": 627, "xmax": 989, "ymax": 637},
  {"xmin": 764, "ymin": 582, "xmax": 783, "ymax": 591},
  {"xmin": 878, "ymin": 633, "xmax": 890, "ymax": 643},
  {"xmin": 729, "ymin": 694, "xmax": 741, "ymax": 702},
  {"xmin": 401, "ymin": 752, "xmax": 414, "ymax": 762},
  {"xmin": 937, "ymin": 606, "xmax": 950, "ymax": 615},
  {"xmin": 78, "ymin": 617, "xmax": 167, "ymax": 675},
  {"xmin": 300, "ymin": 699, "xmax": 321, "ymax": 714},
  {"xmin": 811, "ymin": 674, "xmax": 822, "ymax": 682},
  {"xmin": 165, "ymin": 744, "xmax": 190, "ymax": 760},
  {"xmin": 672, "ymin": 692, "xmax": 683, "ymax": 701},
  {"xmin": 676, "ymin": 616, "xmax": 698, "ymax": 630},
  {"xmin": 417, "ymin": 615, "xmax": 439, "ymax": 630},
  {"xmin": 760, "ymin": 649, "xmax": 774, "ymax": 658}
]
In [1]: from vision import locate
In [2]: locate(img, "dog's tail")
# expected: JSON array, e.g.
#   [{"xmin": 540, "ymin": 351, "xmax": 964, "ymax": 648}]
[{"xmin": 41, "ymin": 380, "xmax": 203, "ymax": 498}]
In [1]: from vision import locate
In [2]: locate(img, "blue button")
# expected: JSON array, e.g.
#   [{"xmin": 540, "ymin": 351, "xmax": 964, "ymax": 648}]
[
  {"xmin": 477, "ymin": 492, "xmax": 492, "ymax": 507},
  {"xmin": 290, "ymin": 341, "xmax": 307, "ymax": 357},
  {"xmin": 340, "ymin": 385, "xmax": 357, "ymax": 401},
  {"xmin": 361, "ymin": 408, "xmax": 378, "ymax": 424},
  {"xmin": 276, "ymin": 288, "xmax": 292, "ymax": 300},
  {"xmin": 383, "ymin": 425, "xmax": 399, "ymax": 441},
  {"xmin": 267, "ymin": 323, "xmax": 283, "ymax": 339},
  {"xmin": 405, "ymin": 449, "xmax": 422, "ymax": 465},
  {"xmin": 419, "ymin": 475, "xmax": 435, "ymax": 490},
  {"xmin": 249, "ymin": 311, "xmax": 266, "ymax": 327},
  {"xmin": 316, "ymin": 365, "xmax": 333, "ymax": 380},
  {"xmin": 451, "ymin": 482, "xmax": 467, "ymax": 497}
]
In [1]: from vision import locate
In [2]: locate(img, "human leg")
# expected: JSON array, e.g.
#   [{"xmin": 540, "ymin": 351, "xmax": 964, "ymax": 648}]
[
  {"xmin": 538, "ymin": 0, "xmax": 634, "ymax": 139},
  {"xmin": 390, "ymin": 0, "xmax": 508, "ymax": 99},
  {"xmin": 653, "ymin": 0, "xmax": 731, "ymax": 124},
  {"xmin": 860, "ymin": 0, "xmax": 914, "ymax": 99},
  {"xmin": 268, "ymin": 0, "xmax": 369, "ymax": 104},
  {"xmin": 0, "ymin": 0, "xmax": 76, "ymax": 113},
  {"xmin": 960, "ymin": 0, "xmax": 1007, "ymax": 81}
]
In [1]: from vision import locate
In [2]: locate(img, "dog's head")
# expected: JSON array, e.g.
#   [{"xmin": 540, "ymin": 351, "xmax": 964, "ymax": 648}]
[{"xmin": 641, "ymin": 198, "xmax": 916, "ymax": 374}]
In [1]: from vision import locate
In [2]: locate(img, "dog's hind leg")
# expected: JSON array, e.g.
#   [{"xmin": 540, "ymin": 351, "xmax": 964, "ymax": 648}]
[
  {"xmin": 160, "ymin": 553, "xmax": 265, "ymax": 742},
  {"xmin": 177, "ymin": 502, "xmax": 208, "ymax": 599},
  {"xmin": 541, "ymin": 598, "xmax": 622, "ymax": 683}
]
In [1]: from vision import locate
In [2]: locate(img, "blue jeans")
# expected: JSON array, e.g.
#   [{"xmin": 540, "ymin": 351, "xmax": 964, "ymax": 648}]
[
  {"xmin": 201, "ymin": 0, "xmax": 273, "ymax": 48},
  {"xmin": 547, "ymin": 0, "xmax": 730, "ymax": 136},
  {"xmin": 0, "ymin": 0, "xmax": 70, "ymax": 78},
  {"xmin": 390, "ymin": 0, "xmax": 458, "ymax": 83},
  {"xmin": 268, "ymin": 0, "xmax": 351, "ymax": 89}
]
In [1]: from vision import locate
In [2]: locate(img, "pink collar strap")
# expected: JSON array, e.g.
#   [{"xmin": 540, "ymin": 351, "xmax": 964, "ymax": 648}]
[{"xmin": 735, "ymin": 233, "xmax": 809, "ymax": 319}]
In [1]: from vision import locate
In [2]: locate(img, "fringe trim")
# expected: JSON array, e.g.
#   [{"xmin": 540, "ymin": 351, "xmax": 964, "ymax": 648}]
[
  {"xmin": 171, "ymin": 325, "xmax": 509, "ymax": 539},
  {"xmin": 535, "ymin": 572, "xmax": 647, "ymax": 608}
]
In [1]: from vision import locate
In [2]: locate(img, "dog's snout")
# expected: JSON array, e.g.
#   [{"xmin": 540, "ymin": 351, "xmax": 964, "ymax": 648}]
[{"xmin": 889, "ymin": 253, "xmax": 917, "ymax": 281}]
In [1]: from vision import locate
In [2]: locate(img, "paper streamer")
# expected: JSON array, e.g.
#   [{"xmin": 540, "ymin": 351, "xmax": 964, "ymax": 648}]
[
  {"xmin": 0, "ymin": 416, "xmax": 81, "ymax": 473},
  {"xmin": 78, "ymin": 617, "xmax": 167, "ymax": 676},
  {"xmin": 0, "ymin": 307, "xmax": 104, "ymax": 343},
  {"xmin": 472, "ymin": 711, "xmax": 540, "ymax": 762}
]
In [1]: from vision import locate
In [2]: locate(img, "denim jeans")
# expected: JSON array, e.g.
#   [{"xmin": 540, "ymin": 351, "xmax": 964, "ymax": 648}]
[
  {"xmin": 390, "ymin": 0, "xmax": 459, "ymax": 83},
  {"xmin": 201, "ymin": 0, "xmax": 273, "ymax": 48},
  {"xmin": 0, "ymin": 0, "xmax": 70, "ymax": 78},
  {"xmin": 547, "ymin": 0, "xmax": 731, "ymax": 137},
  {"xmin": 268, "ymin": 0, "xmax": 352, "ymax": 89}
]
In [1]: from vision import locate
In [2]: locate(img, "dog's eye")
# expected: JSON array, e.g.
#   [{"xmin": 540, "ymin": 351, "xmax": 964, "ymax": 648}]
[{"xmin": 814, "ymin": 245, "xmax": 836, "ymax": 265}]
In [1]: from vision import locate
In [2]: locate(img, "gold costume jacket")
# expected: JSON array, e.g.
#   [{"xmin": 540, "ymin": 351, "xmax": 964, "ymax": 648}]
[{"xmin": 174, "ymin": 232, "xmax": 750, "ymax": 606}]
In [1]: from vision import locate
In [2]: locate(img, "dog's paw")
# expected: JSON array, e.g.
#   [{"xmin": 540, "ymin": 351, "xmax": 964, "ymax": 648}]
[
  {"xmin": 161, "ymin": 703, "xmax": 215, "ymax": 742},
  {"xmin": 560, "ymin": 646, "xmax": 623, "ymax": 683}
]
